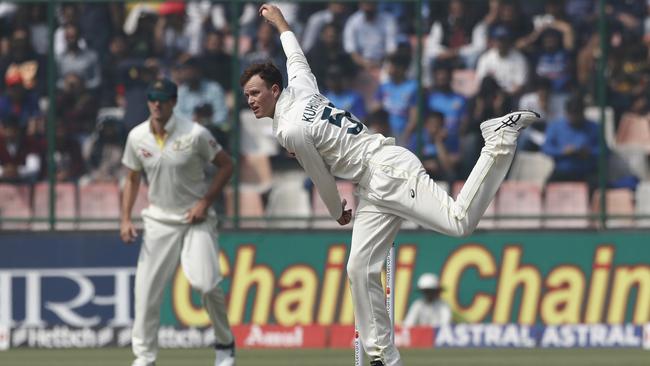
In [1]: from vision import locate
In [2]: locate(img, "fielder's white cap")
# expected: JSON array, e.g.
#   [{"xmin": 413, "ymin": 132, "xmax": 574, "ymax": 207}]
[{"xmin": 417, "ymin": 273, "xmax": 442, "ymax": 290}]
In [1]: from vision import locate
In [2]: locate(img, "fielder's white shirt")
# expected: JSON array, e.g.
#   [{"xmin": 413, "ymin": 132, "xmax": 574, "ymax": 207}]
[
  {"xmin": 475, "ymin": 48, "xmax": 528, "ymax": 94},
  {"xmin": 273, "ymin": 31, "xmax": 394, "ymax": 220},
  {"xmin": 122, "ymin": 114, "xmax": 222, "ymax": 219},
  {"xmin": 402, "ymin": 298, "xmax": 452, "ymax": 327}
]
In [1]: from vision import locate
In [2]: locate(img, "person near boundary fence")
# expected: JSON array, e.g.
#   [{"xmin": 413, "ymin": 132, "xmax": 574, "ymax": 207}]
[
  {"xmin": 240, "ymin": 4, "xmax": 539, "ymax": 365},
  {"xmin": 119, "ymin": 78, "xmax": 235, "ymax": 366},
  {"xmin": 403, "ymin": 273, "xmax": 452, "ymax": 327}
]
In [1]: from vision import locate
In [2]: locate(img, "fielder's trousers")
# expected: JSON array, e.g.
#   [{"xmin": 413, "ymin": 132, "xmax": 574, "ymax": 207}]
[{"xmin": 132, "ymin": 212, "xmax": 233, "ymax": 365}]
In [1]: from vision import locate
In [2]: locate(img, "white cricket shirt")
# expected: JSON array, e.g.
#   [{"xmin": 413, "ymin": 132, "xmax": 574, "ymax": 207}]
[
  {"xmin": 273, "ymin": 31, "xmax": 394, "ymax": 220},
  {"xmin": 122, "ymin": 114, "xmax": 222, "ymax": 219},
  {"xmin": 402, "ymin": 298, "xmax": 452, "ymax": 327}
]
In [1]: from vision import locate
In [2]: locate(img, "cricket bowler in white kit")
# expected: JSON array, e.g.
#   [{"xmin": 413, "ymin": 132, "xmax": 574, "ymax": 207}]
[
  {"xmin": 120, "ymin": 79, "xmax": 236, "ymax": 366},
  {"xmin": 242, "ymin": 5, "xmax": 540, "ymax": 366}
]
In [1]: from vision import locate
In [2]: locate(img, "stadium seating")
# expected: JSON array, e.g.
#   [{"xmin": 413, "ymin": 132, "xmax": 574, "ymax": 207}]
[
  {"xmin": 33, "ymin": 182, "xmax": 77, "ymax": 230},
  {"xmin": 591, "ymin": 188, "xmax": 635, "ymax": 228},
  {"xmin": 266, "ymin": 171, "xmax": 311, "ymax": 228},
  {"xmin": 78, "ymin": 182, "xmax": 121, "ymax": 230},
  {"xmin": 508, "ymin": 152, "xmax": 554, "ymax": 188},
  {"xmin": 616, "ymin": 113, "xmax": 650, "ymax": 151},
  {"xmin": 0, "ymin": 183, "xmax": 32, "ymax": 230},
  {"xmin": 635, "ymin": 181, "xmax": 650, "ymax": 228},
  {"xmin": 584, "ymin": 106, "xmax": 616, "ymax": 149},
  {"xmin": 225, "ymin": 187, "xmax": 265, "ymax": 228},
  {"xmin": 543, "ymin": 182, "xmax": 590, "ymax": 228},
  {"xmin": 496, "ymin": 181, "xmax": 543, "ymax": 229}
]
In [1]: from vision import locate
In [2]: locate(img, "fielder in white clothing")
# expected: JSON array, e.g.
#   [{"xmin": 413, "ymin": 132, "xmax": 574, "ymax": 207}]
[
  {"xmin": 241, "ymin": 5, "xmax": 539, "ymax": 366},
  {"xmin": 120, "ymin": 78, "xmax": 236, "ymax": 366},
  {"xmin": 403, "ymin": 273, "xmax": 452, "ymax": 327}
]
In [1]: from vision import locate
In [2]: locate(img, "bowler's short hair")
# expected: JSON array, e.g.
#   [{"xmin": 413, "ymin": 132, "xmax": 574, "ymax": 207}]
[{"xmin": 240, "ymin": 61, "xmax": 283, "ymax": 89}]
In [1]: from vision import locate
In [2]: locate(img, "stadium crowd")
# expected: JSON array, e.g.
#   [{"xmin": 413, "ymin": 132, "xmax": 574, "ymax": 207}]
[{"xmin": 0, "ymin": 0, "xmax": 649, "ymax": 226}]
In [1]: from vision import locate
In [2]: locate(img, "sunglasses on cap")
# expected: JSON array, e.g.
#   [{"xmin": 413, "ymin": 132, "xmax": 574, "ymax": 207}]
[{"xmin": 147, "ymin": 91, "xmax": 175, "ymax": 102}]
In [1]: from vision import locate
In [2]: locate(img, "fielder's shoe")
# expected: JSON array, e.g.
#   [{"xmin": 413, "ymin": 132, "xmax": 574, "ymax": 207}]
[
  {"xmin": 131, "ymin": 359, "xmax": 155, "ymax": 366},
  {"xmin": 480, "ymin": 110, "xmax": 540, "ymax": 147},
  {"xmin": 214, "ymin": 342, "xmax": 235, "ymax": 366},
  {"xmin": 370, "ymin": 361, "xmax": 385, "ymax": 366}
]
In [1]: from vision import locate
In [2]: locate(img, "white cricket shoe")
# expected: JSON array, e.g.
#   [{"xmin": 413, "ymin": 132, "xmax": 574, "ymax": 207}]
[
  {"xmin": 480, "ymin": 110, "xmax": 540, "ymax": 148},
  {"xmin": 131, "ymin": 358, "xmax": 155, "ymax": 366},
  {"xmin": 214, "ymin": 344, "xmax": 235, "ymax": 366}
]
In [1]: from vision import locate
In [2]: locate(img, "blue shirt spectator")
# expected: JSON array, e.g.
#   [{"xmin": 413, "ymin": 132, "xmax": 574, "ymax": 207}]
[
  {"xmin": 175, "ymin": 58, "xmax": 227, "ymax": 126},
  {"xmin": 324, "ymin": 66, "xmax": 367, "ymax": 120},
  {"xmin": 543, "ymin": 96, "xmax": 599, "ymax": 180},
  {"xmin": 0, "ymin": 72, "xmax": 40, "ymax": 128},
  {"xmin": 535, "ymin": 29, "xmax": 573, "ymax": 92},
  {"xmin": 426, "ymin": 63, "xmax": 467, "ymax": 141},
  {"xmin": 375, "ymin": 79, "xmax": 417, "ymax": 139},
  {"xmin": 375, "ymin": 53, "xmax": 417, "ymax": 141}
]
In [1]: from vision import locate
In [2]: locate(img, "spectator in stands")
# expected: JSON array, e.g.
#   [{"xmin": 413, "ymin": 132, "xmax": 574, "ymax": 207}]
[
  {"xmin": 16, "ymin": 4, "xmax": 49, "ymax": 56},
  {"xmin": 343, "ymin": 2, "xmax": 398, "ymax": 69},
  {"xmin": 56, "ymin": 72, "xmax": 99, "ymax": 136},
  {"xmin": 81, "ymin": 115, "xmax": 127, "ymax": 184},
  {"xmin": 418, "ymin": 61, "xmax": 466, "ymax": 156},
  {"xmin": 175, "ymin": 57, "xmax": 228, "ymax": 127},
  {"xmin": 543, "ymin": 95, "xmax": 599, "ymax": 189},
  {"xmin": 199, "ymin": 30, "xmax": 233, "ymax": 93},
  {"xmin": 207, "ymin": 2, "xmax": 259, "ymax": 37},
  {"xmin": 56, "ymin": 23, "xmax": 101, "ymax": 90},
  {"xmin": 54, "ymin": 3, "xmax": 85, "ymax": 58},
  {"xmin": 531, "ymin": 28, "xmax": 574, "ymax": 94},
  {"xmin": 306, "ymin": 22, "xmax": 357, "ymax": 91},
  {"xmin": 373, "ymin": 53, "xmax": 417, "ymax": 146},
  {"xmin": 462, "ymin": 76, "xmax": 513, "ymax": 176},
  {"xmin": 154, "ymin": 1, "xmax": 203, "ymax": 64},
  {"xmin": 118, "ymin": 58, "xmax": 160, "ymax": 129},
  {"xmin": 42, "ymin": 123, "xmax": 84, "ymax": 182},
  {"xmin": 323, "ymin": 66, "xmax": 367, "ymax": 121},
  {"xmin": 494, "ymin": 0, "xmax": 533, "ymax": 46},
  {"xmin": 518, "ymin": 77, "xmax": 555, "ymax": 151},
  {"xmin": 193, "ymin": 103, "xmax": 229, "ymax": 153},
  {"xmin": 100, "ymin": 33, "xmax": 129, "ymax": 107},
  {"xmin": 421, "ymin": 110, "xmax": 459, "ymax": 184},
  {"xmin": 517, "ymin": 0, "xmax": 575, "ymax": 52},
  {"xmin": 365, "ymin": 108, "xmax": 392, "ymax": 137},
  {"xmin": 608, "ymin": 32, "xmax": 650, "ymax": 120},
  {"xmin": 242, "ymin": 21, "xmax": 287, "ymax": 82},
  {"xmin": 475, "ymin": 24, "xmax": 528, "ymax": 97},
  {"xmin": 403, "ymin": 273, "xmax": 452, "ymax": 327},
  {"xmin": 425, "ymin": 0, "xmax": 487, "ymax": 70},
  {"xmin": 301, "ymin": 2, "xmax": 349, "ymax": 53},
  {"xmin": 0, "ymin": 69, "xmax": 41, "ymax": 129},
  {"xmin": 0, "ymin": 26, "xmax": 45, "ymax": 95},
  {"xmin": 0, "ymin": 117, "xmax": 42, "ymax": 183},
  {"xmin": 77, "ymin": 3, "xmax": 124, "ymax": 61},
  {"xmin": 123, "ymin": 3, "xmax": 158, "ymax": 59}
]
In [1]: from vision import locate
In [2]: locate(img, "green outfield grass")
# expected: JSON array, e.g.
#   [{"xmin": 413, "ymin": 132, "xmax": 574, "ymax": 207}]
[{"xmin": 0, "ymin": 348, "xmax": 648, "ymax": 366}]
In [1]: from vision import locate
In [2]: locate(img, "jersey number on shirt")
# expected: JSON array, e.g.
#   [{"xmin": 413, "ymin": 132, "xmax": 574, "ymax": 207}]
[{"xmin": 321, "ymin": 103, "xmax": 364, "ymax": 135}]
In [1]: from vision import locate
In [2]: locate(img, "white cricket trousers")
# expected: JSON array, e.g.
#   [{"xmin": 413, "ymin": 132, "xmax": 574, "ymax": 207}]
[
  {"xmin": 349, "ymin": 138, "xmax": 516, "ymax": 366},
  {"xmin": 132, "ymin": 213, "xmax": 234, "ymax": 365}
]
